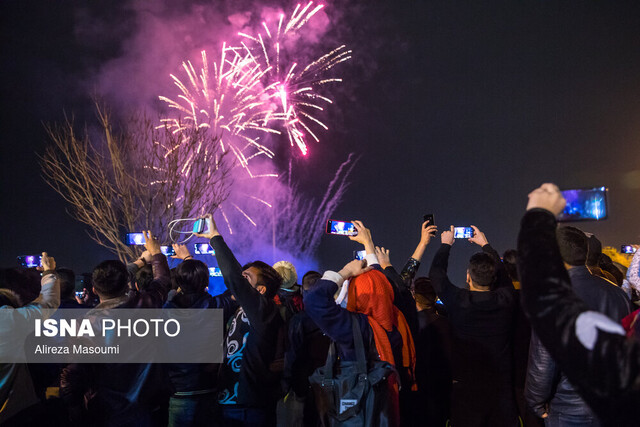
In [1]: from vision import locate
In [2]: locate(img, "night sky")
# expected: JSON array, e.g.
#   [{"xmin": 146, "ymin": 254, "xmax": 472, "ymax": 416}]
[{"xmin": 2, "ymin": 0, "xmax": 640, "ymax": 284}]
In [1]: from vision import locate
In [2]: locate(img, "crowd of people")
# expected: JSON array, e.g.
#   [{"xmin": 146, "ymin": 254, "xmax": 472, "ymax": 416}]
[{"xmin": 0, "ymin": 183, "xmax": 639, "ymax": 427}]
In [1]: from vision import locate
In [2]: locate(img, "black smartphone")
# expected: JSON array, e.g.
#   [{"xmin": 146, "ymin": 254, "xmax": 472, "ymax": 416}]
[
  {"xmin": 454, "ymin": 227, "xmax": 474, "ymax": 239},
  {"xmin": 621, "ymin": 245, "xmax": 637, "ymax": 254},
  {"xmin": 558, "ymin": 186, "xmax": 608, "ymax": 222},
  {"xmin": 326, "ymin": 220, "xmax": 358, "ymax": 236},
  {"xmin": 17, "ymin": 255, "xmax": 42, "ymax": 268},
  {"xmin": 161, "ymin": 245, "xmax": 176, "ymax": 256},
  {"xmin": 423, "ymin": 214, "xmax": 435, "ymax": 227},
  {"xmin": 125, "ymin": 232, "xmax": 145, "ymax": 245}
]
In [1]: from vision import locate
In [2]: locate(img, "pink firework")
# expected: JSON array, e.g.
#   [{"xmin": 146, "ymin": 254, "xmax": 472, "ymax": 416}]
[{"xmin": 237, "ymin": 1, "xmax": 352, "ymax": 156}]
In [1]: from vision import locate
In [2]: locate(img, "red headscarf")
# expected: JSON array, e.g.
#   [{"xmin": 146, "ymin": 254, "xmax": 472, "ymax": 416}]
[{"xmin": 347, "ymin": 269, "xmax": 417, "ymax": 389}]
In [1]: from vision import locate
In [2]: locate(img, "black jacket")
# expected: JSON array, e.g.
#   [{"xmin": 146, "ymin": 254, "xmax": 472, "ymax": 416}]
[
  {"xmin": 60, "ymin": 253, "xmax": 173, "ymax": 425},
  {"xmin": 429, "ymin": 243, "xmax": 516, "ymax": 386},
  {"xmin": 163, "ymin": 290, "xmax": 238, "ymax": 395},
  {"xmin": 210, "ymin": 235, "xmax": 283, "ymax": 409},
  {"xmin": 517, "ymin": 209, "xmax": 640, "ymax": 427},
  {"xmin": 525, "ymin": 265, "xmax": 631, "ymax": 418}
]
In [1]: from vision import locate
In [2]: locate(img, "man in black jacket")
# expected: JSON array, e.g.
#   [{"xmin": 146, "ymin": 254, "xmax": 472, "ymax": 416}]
[
  {"xmin": 518, "ymin": 183, "xmax": 640, "ymax": 427},
  {"xmin": 525, "ymin": 226, "xmax": 631, "ymax": 426},
  {"xmin": 196, "ymin": 214, "xmax": 283, "ymax": 426},
  {"xmin": 61, "ymin": 231, "xmax": 173, "ymax": 426},
  {"xmin": 429, "ymin": 225, "xmax": 518, "ymax": 427}
]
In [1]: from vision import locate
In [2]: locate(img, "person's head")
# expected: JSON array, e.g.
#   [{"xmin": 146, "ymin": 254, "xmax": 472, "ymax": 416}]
[
  {"xmin": 174, "ymin": 259, "xmax": 210, "ymax": 294},
  {"xmin": 92, "ymin": 260, "xmax": 129, "ymax": 300},
  {"xmin": 301, "ymin": 270, "xmax": 321, "ymax": 292},
  {"xmin": 556, "ymin": 226, "xmax": 588, "ymax": 267},
  {"xmin": 56, "ymin": 268, "xmax": 76, "ymax": 301},
  {"xmin": 466, "ymin": 253, "xmax": 497, "ymax": 290},
  {"xmin": 502, "ymin": 249, "xmax": 519, "ymax": 283},
  {"xmin": 586, "ymin": 234, "xmax": 603, "ymax": 267},
  {"xmin": 347, "ymin": 270, "xmax": 395, "ymax": 325},
  {"xmin": 414, "ymin": 276, "xmax": 436, "ymax": 310},
  {"xmin": 134, "ymin": 264, "xmax": 154, "ymax": 292},
  {"xmin": 0, "ymin": 269, "xmax": 24, "ymax": 308},
  {"xmin": 0, "ymin": 268, "xmax": 40, "ymax": 306},
  {"xmin": 241, "ymin": 261, "xmax": 282, "ymax": 299},
  {"xmin": 272, "ymin": 260, "xmax": 298, "ymax": 290}
]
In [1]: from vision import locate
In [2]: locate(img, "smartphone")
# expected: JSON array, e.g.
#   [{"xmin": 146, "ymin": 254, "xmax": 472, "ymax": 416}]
[
  {"xmin": 558, "ymin": 187, "xmax": 608, "ymax": 222},
  {"xmin": 194, "ymin": 243, "xmax": 215, "ymax": 255},
  {"xmin": 423, "ymin": 214, "xmax": 435, "ymax": 227},
  {"xmin": 353, "ymin": 250, "xmax": 366, "ymax": 260},
  {"xmin": 125, "ymin": 232, "xmax": 145, "ymax": 245},
  {"xmin": 209, "ymin": 267, "xmax": 222, "ymax": 277},
  {"xmin": 161, "ymin": 245, "xmax": 176, "ymax": 256},
  {"xmin": 75, "ymin": 291, "xmax": 86, "ymax": 299},
  {"xmin": 621, "ymin": 245, "xmax": 637, "ymax": 254},
  {"xmin": 454, "ymin": 227, "xmax": 474, "ymax": 239},
  {"xmin": 17, "ymin": 255, "xmax": 42, "ymax": 268},
  {"xmin": 193, "ymin": 217, "xmax": 210, "ymax": 234},
  {"xmin": 326, "ymin": 220, "xmax": 358, "ymax": 236}
]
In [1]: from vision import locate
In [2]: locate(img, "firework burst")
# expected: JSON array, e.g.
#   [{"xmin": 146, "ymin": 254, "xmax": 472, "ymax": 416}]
[
  {"xmin": 158, "ymin": 48, "xmax": 280, "ymax": 178},
  {"xmin": 237, "ymin": 1, "xmax": 352, "ymax": 155}
]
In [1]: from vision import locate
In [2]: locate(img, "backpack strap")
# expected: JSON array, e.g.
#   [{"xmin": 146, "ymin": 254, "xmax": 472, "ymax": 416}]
[{"xmin": 351, "ymin": 313, "xmax": 368, "ymax": 375}]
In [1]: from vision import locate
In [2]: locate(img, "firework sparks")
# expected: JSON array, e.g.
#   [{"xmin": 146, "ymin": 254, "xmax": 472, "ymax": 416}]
[
  {"xmin": 158, "ymin": 2, "xmax": 350, "ymax": 231},
  {"xmin": 236, "ymin": 1, "xmax": 352, "ymax": 156},
  {"xmin": 158, "ymin": 49, "xmax": 280, "ymax": 178}
]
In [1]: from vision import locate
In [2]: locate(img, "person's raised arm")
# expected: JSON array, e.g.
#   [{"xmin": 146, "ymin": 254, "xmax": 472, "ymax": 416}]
[
  {"xmin": 401, "ymin": 223, "xmax": 438, "ymax": 283},
  {"xmin": 376, "ymin": 246, "xmax": 419, "ymax": 334},
  {"xmin": 138, "ymin": 231, "xmax": 171, "ymax": 304},
  {"xmin": 196, "ymin": 213, "xmax": 270, "ymax": 328},
  {"xmin": 518, "ymin": 184, "xmax": 640, "ymax": 423},
  {"xmin": 304, "ymin": 259, "xmax": 372, "ymax": 347},
  {"xmin": 429, "ymin": 226, "xmax": 457, "ymax": 301}
]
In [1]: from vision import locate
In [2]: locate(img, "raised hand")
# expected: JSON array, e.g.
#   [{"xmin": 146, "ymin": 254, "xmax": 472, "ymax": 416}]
[
  {"xmin": 194, "ymin": 213, "xmax": 220, "ymax": 239},
  {"xmin": 468, "ymin": 225, "xmax": 488, "ymax": 247},
  {"xmin": 526, "ymin": 183, "xmax": 566, "ymax": 215},
  {"xmin": 375, "ymin": 246, "xmax": 392, "ymax": 269},
  {"xmin": 143, "ymin": 230, "xmax": 161, "ymax": 255},
  {"xmin": 441, "ymin": 226, "xmax": 455, "ymax": 246}
]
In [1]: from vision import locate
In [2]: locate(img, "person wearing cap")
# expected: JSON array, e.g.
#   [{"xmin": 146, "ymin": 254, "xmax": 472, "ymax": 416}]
[{"xmin": 273, "ymin": 260, "xmax": 303, "ymax": 322}]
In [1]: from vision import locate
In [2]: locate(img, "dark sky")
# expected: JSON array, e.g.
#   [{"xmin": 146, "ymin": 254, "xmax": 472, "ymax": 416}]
[{"xmin": 2, "ymin": 0, "xmax": 640, "ymax": 283}]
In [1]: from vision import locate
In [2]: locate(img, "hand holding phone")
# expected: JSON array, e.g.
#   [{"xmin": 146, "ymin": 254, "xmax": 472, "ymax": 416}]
[
  {"xmin": 41, "ymin": 252, "xmax": 56, "ymax": 271},
  {"xmin": 467, "ymin": 225, "xmax": 488, "ymax": 247},
  {"xmin": 193, "ymin": 213, "xmax": 220, "ymax": 239}
]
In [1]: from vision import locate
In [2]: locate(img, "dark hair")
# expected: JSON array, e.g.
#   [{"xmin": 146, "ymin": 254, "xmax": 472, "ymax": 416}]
[
  {"xmin": 92, "ymin": 260, "xmax": 128, "ymax": 298},
  {"xmin": 175, "ymin": 259, "xmax": 210, "ymax": 294},
  {"xmin": 0, "ymin": 268, "xmax": 40, "ymax": 305},
  {"xmin": 135, "ymin": 265, "xmax": 154, "ymax": 292},
  {"xmin": 468, "ymin": 253, "xmax": 497, "ymax": 287},
  {"xmin": 301, "ymin": 270, "xmax": 322, "ymax": 291},
  {"xmin": 56, "ymin": 268, "xmax": 76, "ymax": 300},
  {"xmin": 586, "ymin": 235, "xmax": 602, "ymax": 267},
  {"xmin": 414, "ymin": 276, "xmax": 436, "ymax": 308},
  {"xmin": 502, "ymin": 249, "xmax": 519, "ymax": 282},
  {"xmin": 556, "ymin": 226, "xmax": 588, "ymax": 266},
  {"xmin": 242, "ymin": 261, "xmax": 282, "ymax": 299}
]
